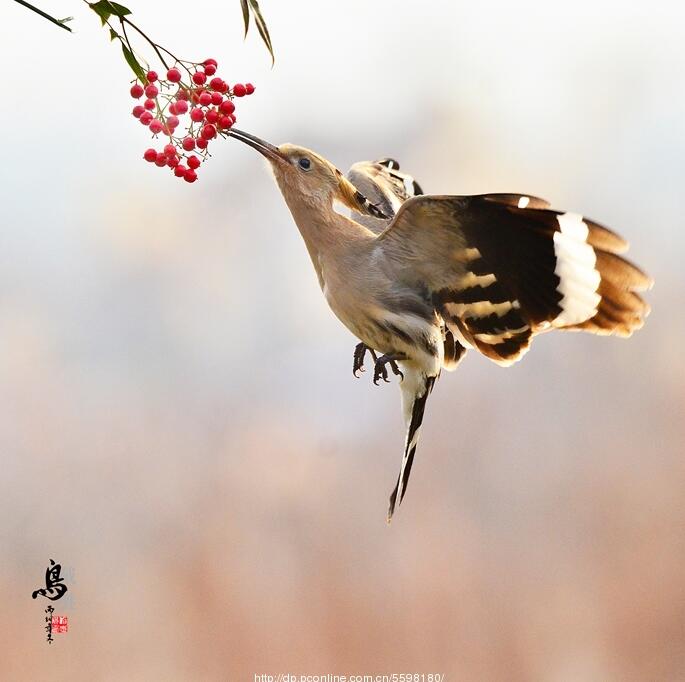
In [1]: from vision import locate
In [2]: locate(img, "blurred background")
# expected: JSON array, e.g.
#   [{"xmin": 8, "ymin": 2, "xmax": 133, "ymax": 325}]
[{"xmin": 1, "ymin": 0, "xmax": 684, "ymax": 679}]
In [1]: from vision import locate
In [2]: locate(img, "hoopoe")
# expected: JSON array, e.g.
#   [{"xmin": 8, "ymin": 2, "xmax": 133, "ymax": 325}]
[{"xmin": 229, "ymin": 128, "xmax": 652, "ymax": 522}]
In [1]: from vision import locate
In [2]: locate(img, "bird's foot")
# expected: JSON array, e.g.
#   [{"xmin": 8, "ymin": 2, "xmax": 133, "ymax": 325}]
[
  {"xmin": 353, "ymin": 342, "xmax": 378, "ymax": 377},
  {"xmin": 373, "ymin": 353, "xmax": 405, "ymax": 385}
]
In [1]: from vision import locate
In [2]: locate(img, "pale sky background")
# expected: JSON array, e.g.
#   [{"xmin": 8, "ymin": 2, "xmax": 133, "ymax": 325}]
[{"xmin": 1, "ymin": 1, "xmax": 684, "ymax": 679}]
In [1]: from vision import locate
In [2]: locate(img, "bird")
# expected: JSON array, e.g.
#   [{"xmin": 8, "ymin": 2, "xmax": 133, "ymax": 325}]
[{"xmin": 228, "ymin": 127, "xmax": 653, "ymax": 522}]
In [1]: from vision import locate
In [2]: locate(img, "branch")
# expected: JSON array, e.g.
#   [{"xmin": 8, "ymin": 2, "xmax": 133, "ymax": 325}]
[{"xmin": 12, "ymin": 0, "xmax": 73, "ymax": 32}]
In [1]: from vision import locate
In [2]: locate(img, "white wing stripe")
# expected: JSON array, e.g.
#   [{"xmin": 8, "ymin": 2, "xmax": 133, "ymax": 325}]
[
  {"xmin": 553, "ymin": 213, "xmax": 601, "ymax": 326},
  {"xmin": 457, "ymin": 272, "xmax": 497, "ymax": 289},
  {"xmin": 445, "ymin": 300, "xmax": 520, "ymax": 319}
]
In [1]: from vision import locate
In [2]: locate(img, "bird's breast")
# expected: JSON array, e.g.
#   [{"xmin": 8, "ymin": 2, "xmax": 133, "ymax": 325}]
[{"xmin": 320, "ymin": 265, "xmax": 442, "ymax": 372}]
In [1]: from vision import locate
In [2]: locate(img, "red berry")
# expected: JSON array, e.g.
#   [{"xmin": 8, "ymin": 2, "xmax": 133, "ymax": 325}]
[
  {"xmin": 149, "ymin": 119, "xmax": 163, "ymax": 134},
  {"xmin": 205, "ymin": 109, "xmax": 219, "ymax": 124},
  {"xmin": 147, "ymin": 71, "xmax": 158, "ymax": 83},
  {"xmin": 176, "ymin": 89, "xmax": 190, "ymax": 101},
  {"xmin": 204, "ymin": 58, "xmax": 218, "ymax": 67},
  {"xmin": 175, "ymin": 99, "xmax": 189, "ymax": 114},
  {"xmin": 132, "ymin": 105, "xmax": 145, "ymax": 118},
  {"xmin": 140, "ymin": 111, "xmax": 153, "ymax": 125},
  {"xmin": 174, "ymin": 164, "xmax": 187, "ymax": 177},
  {"xmin": 184, "ymin": 169, "xmax": 198, "ymax": 183},
  {"xmin": 167, "ymin": 67, "xmax": 182, "ymax": 83},
  {"xmin": 167, "ymin": 155, "xmax": 180, "ymax": 168},
  {"xmin": 166, "ymin": 115, "xmax": 179, "ymax": 129},
  {"xmin": 201, "ymin": 124, "xmax": 217, "ymax": 140},
  {"xmin": 218, "ymin": 115, "xmax": 233, "ymax": 129},
  {"xmin": 154, "ymin": 154, "xmax": 167, "ymax": 167},
  {"xmin": 182, "ymin": 137, "xmax": 196, "ymax": 151},
  {"xmin": 130, "ymin": 83, "xmax": 144, "ymax": 98},
  {"xmin": 209, "ymin": 77, "xmax": 224, "ymax": 91},
  {"xmin": 203, "ymin": 63, "xmax": 217, "ymax": 76},
  {"xmin": 219, "ymin": 100, "xmax": 235, "ymax": 115},
  {"xmin": 144, "ymin": 84, "xmax": 158, "ymax": 98},
  {"xmin": 196, "ymin": 138, "xmax": 208, "ymax": 150},
  {"xmin": 211, "ymin": 91, "xmax": 223, "ymax": 106},
  {"xmin": 143, "ymin": 148, "xmax": 157, "ymax": 162},
  {"xmin": 168, "ymin": 102, "xmax": 178, "ymax": 115},
  {"xmin": 245, "ymin": 83, "xmax": 255, "ymax": 95},
  {"xmin": 199, "ymin": 92, "xmax": 212, "ymax": 106},
  {"xmin": 192, "ymin": 71, "xmax": 207, "ymax": 85},
  {"xmin": 190, "ymin": 108, "xmax": 204, "ymax": 122},
  {"xmin": 163, "ymin": 144, "xmax": 176, "ymax": 156},
  {"xmin": 187, "ymin": 155, "xmax": 201, "ymax": 169},
  {"xmin": 144, "ymin": 98, "xmax": 155, "ymax": 111},
  {"xmin": 233, "ymin": 83, "xmax": 246, "ymax": 97}
]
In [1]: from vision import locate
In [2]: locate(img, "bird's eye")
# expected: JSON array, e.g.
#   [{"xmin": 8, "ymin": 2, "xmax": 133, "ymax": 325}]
[{"xmin": 298, "ymin": 157, "xmax": 311, "ymax": 170}]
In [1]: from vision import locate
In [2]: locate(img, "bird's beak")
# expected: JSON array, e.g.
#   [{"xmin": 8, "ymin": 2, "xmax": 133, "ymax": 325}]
[{"xmin": 228, "ymin": 128, "xmax": 287, "ymax": 164}]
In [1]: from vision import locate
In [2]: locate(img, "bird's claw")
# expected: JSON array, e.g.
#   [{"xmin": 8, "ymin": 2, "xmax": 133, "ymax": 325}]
[
  {"xmin": 353, "ymin": 342, "xmax": 377, "ymax": 377},
  {"xmin": 353, "ymin": 343, "xmax": 365, "ymax": 377},
  {"xmin": 372, "ymin": 354, "xmax": 404, "ymax": 385}
]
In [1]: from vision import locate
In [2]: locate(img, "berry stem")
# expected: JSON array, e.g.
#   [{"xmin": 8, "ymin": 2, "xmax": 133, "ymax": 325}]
[
  {"xmin": 119, "ymin": 16, "xmax": 172, "ymax": 70},
  {"xmin": 117, "ymin": 17, "xmax": 149, "ymax": 70},
  {"xmin": 82, "ymin": 0, "xmax": 186, "ymax": 75}
]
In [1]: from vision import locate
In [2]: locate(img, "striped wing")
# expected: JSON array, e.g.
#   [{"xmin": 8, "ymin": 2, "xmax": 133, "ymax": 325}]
[
  {"xmin": 377, "ymin": 194, "xmax": 652, "ymax": 366},
  {"xmin": 346, "ymin": 158, "xmax": 423, "ymax": 234}
]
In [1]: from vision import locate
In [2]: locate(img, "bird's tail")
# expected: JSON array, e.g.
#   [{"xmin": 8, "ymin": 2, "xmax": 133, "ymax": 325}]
[{"xmin": 387, "ymin": 366, "xmax": 436, "ymax": 523}]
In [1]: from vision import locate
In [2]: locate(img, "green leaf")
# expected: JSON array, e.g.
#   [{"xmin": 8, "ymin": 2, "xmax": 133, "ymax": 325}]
[
  {"xmin": 89, "ymin": 1, "xmax": 111, "ymax": 25},
  {"xmin": 240, "ymin": 0, "xmax": 250, "ymax": 38},
  {"xmin": 89, "ymin": 0, "xmax": 131, "ymax": 25},
  {"xmin": 121, "ymin": 43, "xmax": 146, "ymax": 82},
  {"xmin": 104, "ymin": 1, "xmax": 131, "ymax": 17},
  {"xmin": 248, "ymin": 0, "xmax": 274, "ymax": 64},
  {"xmin": 109, "ymin": 27, "xmax": 119, "ymax": 41}
]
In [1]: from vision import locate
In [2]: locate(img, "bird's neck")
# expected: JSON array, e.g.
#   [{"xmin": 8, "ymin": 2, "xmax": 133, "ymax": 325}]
[{"xmin": 281, "ymin": 190, "xmax": 374, "ymax": 288}]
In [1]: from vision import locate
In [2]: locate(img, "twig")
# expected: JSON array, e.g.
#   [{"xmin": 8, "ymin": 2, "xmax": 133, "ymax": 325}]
[{"xmin": 12, "ymin": 0, "xmax": 72, "ymax": 32}]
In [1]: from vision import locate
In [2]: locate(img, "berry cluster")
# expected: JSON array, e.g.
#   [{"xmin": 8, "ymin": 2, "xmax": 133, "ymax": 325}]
[{"xmin": 130, "ymin": 59, "xmax": 255, "ymax": 183}]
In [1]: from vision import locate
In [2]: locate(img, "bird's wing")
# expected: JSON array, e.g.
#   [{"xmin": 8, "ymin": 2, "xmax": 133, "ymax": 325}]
[
  {"xmin": 377, "ymin": 194, "xmax": 652, "ymax": 366},
  {"xmin": 346, "ymin": 158, "xmax": 423, "ymax": 234}
]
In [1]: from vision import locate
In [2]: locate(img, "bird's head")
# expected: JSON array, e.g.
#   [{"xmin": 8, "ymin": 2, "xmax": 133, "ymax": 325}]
[{"xmin": 229, "ymin": 128, "xmax": 388, "ymax": 219}]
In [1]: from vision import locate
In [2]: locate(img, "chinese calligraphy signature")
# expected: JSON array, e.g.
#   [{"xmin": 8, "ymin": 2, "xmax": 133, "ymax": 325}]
[
  {"xmin": 33, "ymin": 558, "xmax": 70, "ymax": 644},
  {"xmin": 45, "ymin": 605, "xmax": 54, "ymax": 644}
]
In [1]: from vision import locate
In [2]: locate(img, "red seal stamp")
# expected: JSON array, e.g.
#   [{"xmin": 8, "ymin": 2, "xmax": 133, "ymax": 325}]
[{"xmin": 51, "ymin": 615, "xmax": 68, "ymax": 633}]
